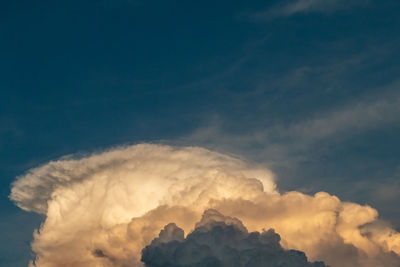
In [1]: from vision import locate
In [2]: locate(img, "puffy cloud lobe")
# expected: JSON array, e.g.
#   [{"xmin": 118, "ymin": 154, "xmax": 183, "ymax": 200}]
[
  {"xmin": 209, "ymin": 193, "xmax": 400, "ymax": 267},
  {"xmin": 142, "ymin": 209, "xmax": 328, "ymax": 267},
  {"xmin": 9, "ymin": 144, "xmax": 400, "ymax": 267}
]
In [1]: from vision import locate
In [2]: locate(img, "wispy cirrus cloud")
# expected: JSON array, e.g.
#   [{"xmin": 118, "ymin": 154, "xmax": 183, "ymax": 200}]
[
  {"xmin": 183, "ymin": 81, "xmax": 400, "ymax": 164},
  {"xmin": 251, "ymin": 0, "xmax": 369, "ymax": 19}
]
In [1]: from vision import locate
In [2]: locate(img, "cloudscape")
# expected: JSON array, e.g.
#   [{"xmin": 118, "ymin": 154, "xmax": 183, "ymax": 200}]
[
  {"xmin": 10, "ymin": 144, "xmax": 400, "ymax": 266},
  {"xmin": 2, "ymin": 0, "xmax": 400, "ymax": 266}
]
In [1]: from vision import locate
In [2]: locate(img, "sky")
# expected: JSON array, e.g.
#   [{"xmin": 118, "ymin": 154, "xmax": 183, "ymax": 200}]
[{"xmin": 1, "ymin": 0, "xmax": 400, "ymax": 266}]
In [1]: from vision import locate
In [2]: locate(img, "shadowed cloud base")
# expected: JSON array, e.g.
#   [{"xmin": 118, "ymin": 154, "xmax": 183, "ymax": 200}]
[{"xmin": 142, "ymin": 209, "xmax": 328, "ymax": 267}]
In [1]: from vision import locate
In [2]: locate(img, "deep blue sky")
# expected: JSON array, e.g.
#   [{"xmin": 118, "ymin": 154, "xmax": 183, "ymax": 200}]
[{"xmin": 1, "ymin": 0, "xmax": 400, "ymax": 265}]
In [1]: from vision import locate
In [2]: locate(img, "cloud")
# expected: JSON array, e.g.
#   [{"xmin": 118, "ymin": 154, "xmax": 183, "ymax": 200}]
[
  {"xmin": 184, "ymin": 85, "xmax": 400, "ymax": 165},
  {"xmin": 252, "ymin": 0, "xmax": 368, "ymax": 19},
  {"xmin": 11, "ymin": 144, "xmax": 274, "ymax": 266},
  {"xmin": 9, "ymin": 144, "xmax": 400, "ymax": 266},
  {"xmin": 175, "ymin": 41, "xmax": 400, "ymax": 221},
  {"xmin": 142, "ymin": 209, "xmax": 328, "ymax": 267},
  {"xmin": 11, "ymin": 144, "xmax": 275, "ymax": 215}
]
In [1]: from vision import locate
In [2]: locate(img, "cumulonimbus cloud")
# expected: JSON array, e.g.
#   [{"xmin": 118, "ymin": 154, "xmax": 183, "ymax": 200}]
[{"xmin": 9, "ymin": 144, "xmax": 400, "ymax": 267}]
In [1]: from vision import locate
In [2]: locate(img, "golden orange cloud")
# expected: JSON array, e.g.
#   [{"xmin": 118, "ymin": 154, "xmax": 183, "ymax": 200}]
[{"xmin": 10, "ymin": 144, "xmax": 400, "ymax": 267}]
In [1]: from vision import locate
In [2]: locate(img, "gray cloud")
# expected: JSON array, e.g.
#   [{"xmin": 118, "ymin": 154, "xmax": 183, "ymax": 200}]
[
  {"xmin": 142, "ymin": 209, "xmax": 328, "ymax": 267},
  {"xmin": 184, "ymin": 83, "xmax": 400, "ymax": 165}
]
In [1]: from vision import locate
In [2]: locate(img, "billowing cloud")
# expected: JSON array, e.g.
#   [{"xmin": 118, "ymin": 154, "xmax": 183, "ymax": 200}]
[
  {"xmin": 9, "ymin": 144, "xmax": 400, "ymax": 266},
  {"xmin": 142, "ymin": 209, "xmax": 328, "ymax": 267}
]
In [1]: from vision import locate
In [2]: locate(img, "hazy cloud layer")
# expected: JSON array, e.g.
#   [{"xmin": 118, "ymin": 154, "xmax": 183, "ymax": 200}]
[
  {"xmin": 142, "ymin": 209, "xmax": 328, "ymax": 267},
  {"xmin": 10, "ymin": 144, "xmax": 400, "ymax": 266},
  {"xmin": 185, "ymin": 86, "xmax": 400, "ymax": 166}
]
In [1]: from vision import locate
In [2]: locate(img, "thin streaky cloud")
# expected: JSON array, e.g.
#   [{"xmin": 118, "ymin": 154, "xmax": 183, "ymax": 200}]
[
  {"xmin": 251, "ymin": 0, "xmax": 369, "ymax": 19},
  {"xmin": 183, "ymin": 82, "xmax": 400, "ymax": 165}
]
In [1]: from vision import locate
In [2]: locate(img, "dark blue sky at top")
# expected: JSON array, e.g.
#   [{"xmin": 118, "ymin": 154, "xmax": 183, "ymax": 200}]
[{"xmin": 1, "ymin": 0, "xmax": 400, "ymax": 265}]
